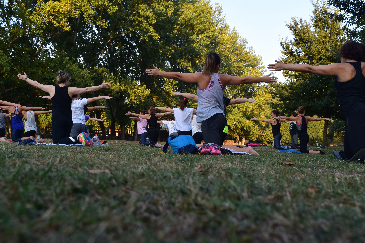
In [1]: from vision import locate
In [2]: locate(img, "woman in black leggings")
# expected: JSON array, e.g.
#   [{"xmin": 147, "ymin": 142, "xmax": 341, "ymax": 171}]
[{"xmin": 17, "ymin": 71, "xmax": 111, "ymax": 144}]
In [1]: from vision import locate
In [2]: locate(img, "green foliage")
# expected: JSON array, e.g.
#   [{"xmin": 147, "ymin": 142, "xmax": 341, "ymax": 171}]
[{"xmin": 279, "ymin": 2, "xmax": 345, "ymax": 118}]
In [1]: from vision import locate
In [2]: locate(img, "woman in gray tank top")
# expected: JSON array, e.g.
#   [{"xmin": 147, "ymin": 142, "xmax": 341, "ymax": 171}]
[{"xmin": 146, "ymin": 52, "xmax": 276, "ymax": 155}]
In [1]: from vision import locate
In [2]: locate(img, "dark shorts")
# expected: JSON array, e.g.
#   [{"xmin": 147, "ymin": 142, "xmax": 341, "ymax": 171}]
[
  {"xmin": 0, "ymin": 128, "xmax": 5, "ymax": 137},
  {"xmin": 24, "ymin": 130, "xmax": 36, "ymax": 138}
]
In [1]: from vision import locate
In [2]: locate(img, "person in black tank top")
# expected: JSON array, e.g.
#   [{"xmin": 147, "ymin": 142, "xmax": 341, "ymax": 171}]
[
  {"xmin": 251, "ymin": 110, "xmax": 287, "ymax": 149},
  {"xmin": 269, "ymin": 41, "xmax": 365, "ymax": 160},
  {"xmin": 17, "ymin": 70, "xmax": 111, "ymax": 144},
  {"xmin": 126, "ymin": 106, "xmax": 172, "ymax": 146},
  {"xmin": 280, "ymin": 106, "xmax": 332, "ymax": 154}
]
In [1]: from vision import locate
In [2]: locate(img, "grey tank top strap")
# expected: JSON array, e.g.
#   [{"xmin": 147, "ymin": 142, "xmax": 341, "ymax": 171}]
[{"xmin": 196, "ymin": 73, "xmax": 225, "ymax": 123}]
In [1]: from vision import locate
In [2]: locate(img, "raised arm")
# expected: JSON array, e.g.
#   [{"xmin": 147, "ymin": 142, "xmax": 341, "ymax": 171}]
[
  {"xmin": 220, "ymin": 74, "xmax": 277, "ymax": 86},
  {"xmin": 146, "ymin": 66, "xmax": 202, "ymax": 84},
  {"xmin": 0, "ymin": 105, "xmax": 13, "ymax": 110},
  {"xmin": 39, "ymin": 96, "xmax": 52, "ymax": 100},
  {"xmin": 172, "ymin": 92, "xmax": 199, "ymax": 102},
  {"xmin": 17, "ymin": 73, "xmax": 55, "ymax": 95},
  {"xmin": 0, "ymin": 100, "xmax": 20, "ymax": 107},
  {"xmin": 86, "ymin": 96, "xmax": 113, "ymax": 104},
  {"xmin": 20, "ymin": 107, "xmax": 44, "ymax": 111},
  {"xmin": 129, "ymin": 117, "xmax": 141, "ymax": 121},
  {"xmin": 229, "ymin": 98, "xmax": 256, "ymax": 105},
  {"xmin": 156, "ymin": 112, "xmax": 172, "ymax": 118},
  {"xmin": 125, "ymin": 111, "xmax": 150, "ymax": 119}
]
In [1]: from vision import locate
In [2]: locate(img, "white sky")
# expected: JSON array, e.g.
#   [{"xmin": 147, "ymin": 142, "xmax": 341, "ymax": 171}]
[{"xmin": 212, "ymin": 0, "xmax": 314, "ymax": 81}]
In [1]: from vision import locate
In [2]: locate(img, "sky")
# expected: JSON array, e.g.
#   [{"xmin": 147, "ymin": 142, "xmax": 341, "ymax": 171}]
[{"xmin": 212, "ymin": 0, "xmax": 315, "ymax": 81}]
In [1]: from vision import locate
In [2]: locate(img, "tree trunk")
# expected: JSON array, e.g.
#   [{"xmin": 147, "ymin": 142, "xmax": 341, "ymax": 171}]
[{"xmin": 322, "ymin": 120, "xmax": 328, "ymax": 146}]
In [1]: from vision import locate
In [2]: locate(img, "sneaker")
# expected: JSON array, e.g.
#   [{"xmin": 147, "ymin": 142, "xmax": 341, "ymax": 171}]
[
  {"xmin": 200, "ymin": 144, "xmax": 212, "ymax": 155},
  {"xmin": 78, "ymin": 132, "xmax": 93, "ymax": 146},
  {"xmin": 210, "ymin": 144, "xmax": 221, "ymax": 155}
]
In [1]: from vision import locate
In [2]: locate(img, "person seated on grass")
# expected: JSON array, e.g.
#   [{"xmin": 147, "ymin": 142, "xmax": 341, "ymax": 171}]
[
  {"xmin": 146, "ymin": 52, "xmax": 276, "ymax": 155},
  {"xmin": 279, "ymin": 106, "xmax": 332, "ymax": 154},
  {"xmin": 251, "ymin": 110, "xmax": 287, "ymax": 149},
  {"xmin": 128, "ymin": 110, "xmax": 149, "ymax": 145},
  {"xmin": 70, "ymin": 95, "xmax": 112, "ymax": 137},
  {"xmin": 172, "ymin": 91, "xmax": 256, "ymax": 145},
  {"xmin": 0, "ymin": 107, "xmax": 11, "ymax": 141},
  {"xmin": 126, "ymin": 107, "xmax": 172, "ymax": 146},
  {"xmin": 194, "ymin": 143, "xmax": 260, "ymax": 156},
  {"xmin": 157, "ymin": 115, "xmax": 178, "ymax": 153},
  {"xmin": 0, "ymin": 98, "xmax": 44, "ymax": 142},
  {"xmin": 156, "ymin": 97, "xmax": 196, "ymax": 136},
  {"xmin": 21, "ymin": 104, "xmax": 52, "ymax": 143},
  {"xmin": 268, "ymin": 41, "xmax": 365, "ymax": 160}
]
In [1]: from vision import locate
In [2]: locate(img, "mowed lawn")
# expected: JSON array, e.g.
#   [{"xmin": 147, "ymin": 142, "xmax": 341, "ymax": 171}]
[{"xmin": 1, "ymin": 140, "xmax": 365, "ymax": 243}]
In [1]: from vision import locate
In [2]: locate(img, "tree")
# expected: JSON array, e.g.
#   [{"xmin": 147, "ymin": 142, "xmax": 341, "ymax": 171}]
[
  {"xmin": 278, "ymin": 2, "xmax": 345, "ymax": 144},
  {"xmin": 329, "ymin": 0, "xmax": 365, "ymax": 43}
]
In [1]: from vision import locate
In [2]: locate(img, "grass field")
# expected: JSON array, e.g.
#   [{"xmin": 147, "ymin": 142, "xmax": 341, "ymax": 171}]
[{"xmin": 1, "ymin": 140, "xmax": 365, "ymax": 242}]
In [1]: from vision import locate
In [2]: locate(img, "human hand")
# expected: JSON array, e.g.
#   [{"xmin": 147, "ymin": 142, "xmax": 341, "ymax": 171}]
[
  {"xmin": 263, "ymin": 74, "xmax": 277, "ymax": 83},
  {"xmin": 251, "ymin": 117, "xmax": 257, "ymax": 121},
  {"xmin": 145, "ymin": 66, "xmax": 160, "ymax": 76},
  {"xmin": 248, "ymin": 98, "xmax": 256, "ymax": 103},
  {"xmin": 101, "ymin": 82, "xmax": 111, "ymax": 89},
  {"xmin": 17, "ymin": 72, "xmax": 27, "ymax": 80},
  {"xmin": 267, "ymin": 60, "xmax": 285, "ymax": 71}
]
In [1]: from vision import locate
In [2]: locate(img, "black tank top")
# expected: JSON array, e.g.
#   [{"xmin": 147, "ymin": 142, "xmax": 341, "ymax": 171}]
[
  {"xmin": 334, "ymin": 62, "xmax": 365, "ymax": 119},
  {"xmin": 51, "ymin": 86, "xmax": 72, "ymax": 124},
  {"xmin": 148, "ymin": 114, "xmax": 158, "ymax": 129},
  {"xmin": 271, "ymin": 118, "xmax": 281, "ymax": 137},
  {"xmin": 297, "ymin": 116, "xmax": 307, "ymax": 134}
]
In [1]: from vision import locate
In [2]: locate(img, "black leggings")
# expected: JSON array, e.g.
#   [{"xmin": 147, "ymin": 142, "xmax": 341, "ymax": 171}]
[
  {"xmin": 52, "ymin": 121, "xmax": 73, "ymax": 144},
  {"xmin": 201, "ymin": 113, "xmax": 226, "ymax": 145},
  {"xmin": 148, "ymin": 128, "xmax": 159, "ymax": 145},
  {"xmin": 298, "ymin": 132, "xmax": 309, "ymax": 153},
  {"xmin": 343, "ymin": 112, "xmax": 365, "ymax": 159}
]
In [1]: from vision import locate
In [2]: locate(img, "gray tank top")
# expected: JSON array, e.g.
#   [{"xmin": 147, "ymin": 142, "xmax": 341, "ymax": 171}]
[
  {"xmin": 24, "ymin": 111, "xmax": 37, "ymax": 132},
  {"xmin": 0, "ymin": 113, "xmax": 5, "ymax": 128},
  {"xmin": 196, "ymin": 73, "xmax": 225, "ymax": 122}
]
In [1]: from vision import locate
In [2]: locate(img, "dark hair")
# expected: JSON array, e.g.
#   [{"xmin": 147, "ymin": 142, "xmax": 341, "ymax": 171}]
[
  {"xmin": 297, "ymin": 106, "xmax": 305, "ymax": 114},
  {"xmin": 272, "ymin": 110, "xmax": 280, "ymax": 116},
  {"xmin": 14, "ymin": 97, "xmax": 21, "ymax": 104},
  {"xmin": 340, "ymin": 41, "xmax": 365, "ymax": 62},
  {"xmin": 56, "ymin": 70, "xmax": 71, "ymax": 84},
  {"xmin": 203, "ymin": 52, "xmax": 221, "ymax": 75},
  {"xmin": 139, "ymin": 110, "xmax": 146, "ymax": 115},
  {"xmin": 26, "ymin": 104, "xmax": 33, "ymax": 107},
  {"xmin": 179, "ymin": 97, "xmax": 188, "ymax": 111},
  {"xmin": 72, "ymin": 94, "xmax": 79, "ymax": 99},
  {"xmin": 291, "ymin": 112, "xmax": 298, "ymax": 117},
  {"xmin": 148, "ymin": 106, "xmax": 156, "ymax": 115}
]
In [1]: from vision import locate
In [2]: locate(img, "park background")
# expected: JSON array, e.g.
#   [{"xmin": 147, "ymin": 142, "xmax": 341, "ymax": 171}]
[{"xmin": 0, "ymin": 0, "xmax": 363, "ymax": 146}]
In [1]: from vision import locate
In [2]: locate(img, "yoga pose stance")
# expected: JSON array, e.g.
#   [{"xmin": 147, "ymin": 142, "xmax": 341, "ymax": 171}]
[
  {"xmin": 146, "ymin": 52, "xmax": 276, "ymax": 155},
  {"xmin": 156, "ymin": 97, "xmax": 196, "ymax": 136},
  {"xmin": 251, "ymin": 110, "xmax": 287, "ymax": 149},
  {"xmin": 128, "ymin": 110, "xmax": 149, "ymax": 145},
  {"xmin": 280, "ymin": 106, "xmax": 332, "ymax": 154},
  {"xmin": 0, "ymin": 98, "xmax": 44, "ymax": 142},
  {"xmin": 17, "ymin": 71, "xmax": 111, "ymax": 144},
  {"xmin": 268, "ymin": 41, "xmax": 365, "ymax": 160},
  {"xmin": 0, "ymin": 107, "xmax": 11, "ymax": 141},
  {"xmin": 126, "ymin": 107, "xmax": 171, "ymax": 146}
]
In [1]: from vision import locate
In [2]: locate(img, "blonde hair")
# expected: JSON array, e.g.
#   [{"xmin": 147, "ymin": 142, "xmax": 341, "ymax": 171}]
[{"xmin": 202, "ymin": 52, "xmax": 221, "ymax": 75}]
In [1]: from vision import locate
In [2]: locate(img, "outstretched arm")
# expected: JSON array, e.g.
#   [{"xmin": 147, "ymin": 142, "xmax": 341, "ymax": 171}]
[
  {"xmin": 129, "ymin": 117, "xmax": 141, "ymax": 121},
  {"xmin": 221, "ymin": 74, "xmax": 277, "ymax": 86},
  {"xmin": 87, "ymin": 106, "xmax": 107, "ymax": 112},
  {"xmin": 20, "ymin": 107, "xmax": 44, "ymax": 111},
  {"xmin": 0, "ymin": 100, "xmax": 20, "ymax": 107},
  {"xmin": 88, "ymin": 118, "xmax": 104, "ymax": 122},
  {"xmin": 125, "ymin": 111, "xmax": 150, "ymax": 119},
  {"xmin": 251, "ymin": 118, "xmax": 274, "ymax": 124},
  {"xmin": 17, "ymin": 73, "xmax": 55, "ymax": 95},
  {"xmin": 230, "ymin": 98, "xmax": 256, "ymax": 104},
  {"xmin": 0, "ymin": 105, "xmax": 13, "ymax": 110},
  {"xmin": 155, "ymin": 107, "xmax": 174, "ymax": 113},
  {"xmin": 146, "ymin": 66, "xmax": 202, "ymax": 83},
  {"xmin": 268, "ymin": 60, "xmax": 346, "ymax": 78},
  {"xmin": 87, "ymin": 96, "xmax": 113, "ymax": 104},
  {"xmin": 39, "ymin": 96, "xmax": 51, "ymax": 100},
  {"xmin": 68, "ymin": 82, "xmax": 111, "ymax": 96},
  {"xmin": 172, "ymin": 92, "xmax": 199, "ymax": 102},
  {"xmin": 34, "ymin": 110, "xmax": 52, "ymax": 115},
  {"xmin": 306, "ymin": 117, "xmax": 333, "ymax": 122}
]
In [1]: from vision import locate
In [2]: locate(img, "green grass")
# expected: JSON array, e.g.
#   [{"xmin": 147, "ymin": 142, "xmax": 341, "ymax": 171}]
[{"xmin": 1, "ymin": 141, "xmax": 365, "ymax": 242}]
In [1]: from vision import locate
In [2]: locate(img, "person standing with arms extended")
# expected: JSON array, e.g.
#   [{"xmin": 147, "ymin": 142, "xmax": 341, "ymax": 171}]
[
  {"xmin": 17, "ymin": 71, "xmax": 111, "ymax": 144},
  {"xmin": 268, "ymin": 41, "xmax": 365, "ymax": 160},
  {"xmin": 146, "ymin": 52, "xmax": 276, "ymax": 155}
]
